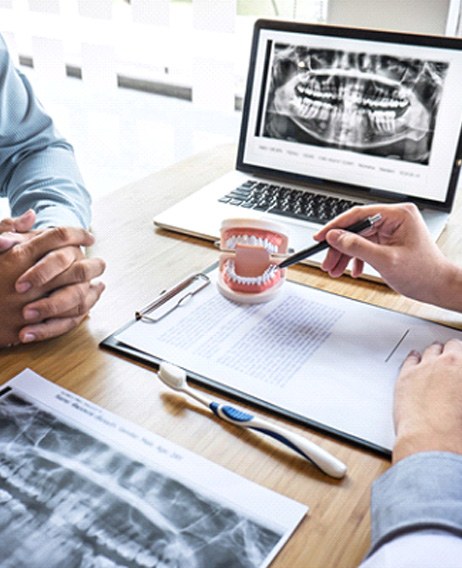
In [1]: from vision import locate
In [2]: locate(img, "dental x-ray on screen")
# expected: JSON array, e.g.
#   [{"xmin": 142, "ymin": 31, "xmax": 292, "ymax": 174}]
[{"xmin": 154, "ymin": 20, "xmax": 462, "ymax": 280}]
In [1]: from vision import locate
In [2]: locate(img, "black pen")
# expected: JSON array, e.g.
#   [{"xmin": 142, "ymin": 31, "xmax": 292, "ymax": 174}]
[{"xmin": 278, "ymin": 213, "xmax": 382, "ymax": 269}]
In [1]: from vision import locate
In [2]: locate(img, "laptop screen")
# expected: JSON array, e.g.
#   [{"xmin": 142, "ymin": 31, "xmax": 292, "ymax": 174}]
[{"xmin": 237, "ymin": 19, "xmax": 462, "ymax": 211}]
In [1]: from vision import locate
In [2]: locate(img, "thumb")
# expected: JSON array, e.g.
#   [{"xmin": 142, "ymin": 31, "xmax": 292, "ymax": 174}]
[
  {"xmin": 326, "ymin": 229, "xmax": 385, "ymax": 265},
  {"xmin": 13, "ymin": 209, "xmax": 36, "ymax": 232}
]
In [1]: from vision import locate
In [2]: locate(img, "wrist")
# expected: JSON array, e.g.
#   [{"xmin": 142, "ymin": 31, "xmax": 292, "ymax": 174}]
[
  {"xmin": 393, "ymin": 430, "xmax": 462, "ymax": 464},
  {"xmin": 393, "ymin": 434, "xmax": 429, "ymax": 464},
  {"xmin": 420, "ymin": 257, "xmax": 462, "ymax": 312},
  {"xmin": 432, "ymin": 261, "xmax": 462, "ymax": 312}
]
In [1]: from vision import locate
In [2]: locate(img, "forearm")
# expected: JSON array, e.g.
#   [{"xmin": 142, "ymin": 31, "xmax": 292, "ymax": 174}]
[
  {"xmin": 6, "ymin": 145, "xmax": 91, "ymax": 229},
  {"xmin": 0, "ymin": 37, "xmax": 91, "ymax": 229}
]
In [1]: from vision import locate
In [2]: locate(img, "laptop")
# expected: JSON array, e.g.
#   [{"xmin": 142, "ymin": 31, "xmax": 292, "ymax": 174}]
[{"xmin": 154, "ymin": 19, "xmax": 462, "ymax": 279}]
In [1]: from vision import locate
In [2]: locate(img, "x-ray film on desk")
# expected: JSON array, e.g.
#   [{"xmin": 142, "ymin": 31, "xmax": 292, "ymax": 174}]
[
  {"xmin": 0, "ymin": 369, "xmax": 306, "ymax": 568},
  {"xmin": 154, "ymin": 19, "xmax": 462, "ymax": 278}
]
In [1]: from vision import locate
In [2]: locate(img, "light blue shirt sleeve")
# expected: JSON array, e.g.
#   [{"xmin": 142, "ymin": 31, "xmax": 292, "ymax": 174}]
[
  {"xmin": 360, "ymin": 452, "xmax": 462, "ymax": 567},
  {"xmin": 0, "ymin": 35, "xmax": 91, "ymax": 229}
]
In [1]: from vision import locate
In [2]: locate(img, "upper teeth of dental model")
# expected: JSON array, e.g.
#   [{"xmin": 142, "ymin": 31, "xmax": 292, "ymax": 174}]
[{"xmin": 225, "ymin": 235, "xmax": 279, "ymax": 254}]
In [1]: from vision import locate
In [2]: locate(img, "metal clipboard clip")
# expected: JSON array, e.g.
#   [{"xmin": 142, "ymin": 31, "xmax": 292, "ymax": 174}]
[{"xmin": 135, "ymin": 272, "xmax": 210, "ymax": 323}]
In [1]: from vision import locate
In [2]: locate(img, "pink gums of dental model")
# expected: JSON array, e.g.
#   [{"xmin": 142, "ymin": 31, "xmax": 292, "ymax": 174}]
[{"xmin": 217, "ymin": 218, "xmax": 289, "ymax": 303}]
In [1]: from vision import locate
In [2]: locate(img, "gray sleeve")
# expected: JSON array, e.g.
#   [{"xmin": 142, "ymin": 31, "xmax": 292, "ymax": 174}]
[{"xmin": 366, "ymin": 451, "xmax": 462, "ymax": 558}]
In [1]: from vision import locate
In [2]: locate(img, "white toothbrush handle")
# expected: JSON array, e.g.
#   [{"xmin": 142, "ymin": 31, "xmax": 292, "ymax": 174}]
[{"xmin": 211, "ymin": 402, "xmax": 347, "ymax": 479}]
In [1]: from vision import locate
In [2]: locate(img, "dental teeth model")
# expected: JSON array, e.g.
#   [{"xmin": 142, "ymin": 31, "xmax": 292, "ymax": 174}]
[{"xmin": 217, "ymin": 218, "xmax": 289, "ymax": 303}]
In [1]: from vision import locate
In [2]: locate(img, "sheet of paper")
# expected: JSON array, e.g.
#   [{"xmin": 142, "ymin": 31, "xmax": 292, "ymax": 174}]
[
  {"xmin": 0, "ymin": 369, "xmax": 306, "ymax": 568},
  {"xmin": 116, "ymin": 269, "xmax": 462, "ymax": 451}
]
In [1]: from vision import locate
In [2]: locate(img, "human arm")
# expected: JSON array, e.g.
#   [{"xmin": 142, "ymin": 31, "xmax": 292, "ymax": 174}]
[
  {"xmin": 0, "ymin": 35, "xmax": 106, "ymax": 344},
  {"xmin": 0, "ymin": 35, "xmax": 91, "ymax": 228},
  {"xmin": 360, "ymin": 454, "xmax": 462, "ymax": 568},
  {"xmin": 314, "ymin": 203, "xmax": 462, "ymax": 311},
  {"xmin": 359, "ymin": 339, "xmax": 462, "ymax": 566}
]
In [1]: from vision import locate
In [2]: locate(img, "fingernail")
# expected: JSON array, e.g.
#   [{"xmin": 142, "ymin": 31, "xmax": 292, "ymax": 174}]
[
  {"xmin": 22, "ymin": 333, "xmax": 36, "ymax": 343},
  {"xmin": 24, "ymin": 309, "xmax": 39, "ymax": 321},
  {"xmin": 16, "ymin": 281, "xmax": 31, "ymax": 293}
]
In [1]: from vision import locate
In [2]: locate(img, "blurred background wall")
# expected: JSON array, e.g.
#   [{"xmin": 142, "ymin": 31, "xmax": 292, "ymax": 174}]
[{"xmin": 0, "ymin": 0, "xmax": 458, "ymax": 214}]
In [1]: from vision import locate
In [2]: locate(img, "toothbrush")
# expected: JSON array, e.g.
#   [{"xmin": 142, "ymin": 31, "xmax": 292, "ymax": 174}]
[{"xmin": 157, "ymin": 362, "xmax": 347, "ymax": 479}]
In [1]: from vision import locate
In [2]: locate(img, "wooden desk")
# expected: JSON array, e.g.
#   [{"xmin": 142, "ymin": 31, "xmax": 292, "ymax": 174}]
[{"xmin": 1, "ymin": 144, "xmax": 461, "ymax": 568}]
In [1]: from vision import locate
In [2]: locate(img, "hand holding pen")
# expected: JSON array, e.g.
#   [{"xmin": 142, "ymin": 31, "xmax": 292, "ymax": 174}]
[
  {"xmin": 278, "ymin": 213, "xmax": 382, "ymax": 269},
  {"xmin": 313, "ymin": 203, "xmax": 454, "ymax": 306}
]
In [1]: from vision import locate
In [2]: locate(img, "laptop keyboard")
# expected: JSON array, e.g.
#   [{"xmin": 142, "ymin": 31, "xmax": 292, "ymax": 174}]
[{"xmin": 218, "ymin": 180, "xmax": 362, "ymax": 224}]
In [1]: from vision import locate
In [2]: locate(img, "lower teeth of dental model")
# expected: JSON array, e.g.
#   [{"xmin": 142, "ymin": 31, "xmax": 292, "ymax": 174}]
[{"xmin": 225, "ymin": 261, "xmax": 277, "ymax": 286}]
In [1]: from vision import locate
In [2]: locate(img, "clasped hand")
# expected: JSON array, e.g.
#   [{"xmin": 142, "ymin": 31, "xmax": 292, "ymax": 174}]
[{"xmin": 0, "ymin": 210, "xmax": 105, "ymax": 347}]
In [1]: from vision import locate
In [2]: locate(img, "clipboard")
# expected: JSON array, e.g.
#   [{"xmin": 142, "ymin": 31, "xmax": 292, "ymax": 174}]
[
  {"xmin": 100, "ymin": 263, "xmax": 462, "ymax": 458},
  {"xmin": 135, "ymin": 272, "xmax": 211, "ymax": 323},
  {"xmin": 101, "ymin": 268, "xmax": 211, "ymax": 364},
  {"xmin": 100, "ymin": 263, "xmax": 381, "ymax": 455}
]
